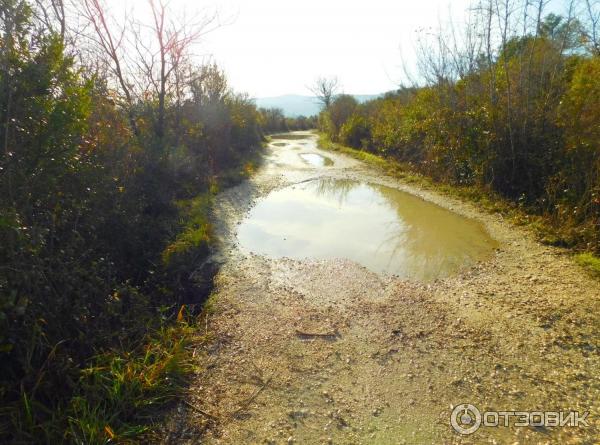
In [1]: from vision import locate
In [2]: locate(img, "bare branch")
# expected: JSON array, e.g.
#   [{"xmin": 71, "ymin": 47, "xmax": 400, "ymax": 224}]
[{"xmin": 309, "ymin": 77, "xmax": 340, "ymax": 109}]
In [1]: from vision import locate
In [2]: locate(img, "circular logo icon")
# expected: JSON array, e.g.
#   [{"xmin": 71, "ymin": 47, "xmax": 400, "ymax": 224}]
[{"xmin": 451, "ymin": 404, "xmax": 482, "ymax": 435}]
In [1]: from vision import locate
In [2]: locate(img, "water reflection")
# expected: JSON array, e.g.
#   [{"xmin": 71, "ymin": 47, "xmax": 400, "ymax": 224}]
[
  {"xmin": 237, "ymin": 179, "xmax": 497, "ymax": 281},
  {"xmin": 299, "ymin": 153, "xmax": 334, "ymax": 167}
]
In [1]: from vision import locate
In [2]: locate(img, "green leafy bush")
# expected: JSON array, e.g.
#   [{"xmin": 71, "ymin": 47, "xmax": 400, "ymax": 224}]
[{"xmin": 0, "ymin": 1, "xmax": 263, "ymax": 441}]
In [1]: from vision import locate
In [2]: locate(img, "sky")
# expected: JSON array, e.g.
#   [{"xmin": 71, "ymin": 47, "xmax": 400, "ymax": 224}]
[
  {"xmin": 106, "ymin": 0, "xmax": 571, "ymax": 98},
  {"xmin": 196, "ymin": 0, "xmax": 473, "ymax": 97}
]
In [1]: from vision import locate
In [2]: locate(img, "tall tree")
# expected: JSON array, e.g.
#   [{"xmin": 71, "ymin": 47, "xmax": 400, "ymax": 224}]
[{"xmin": 309, "ymin": 76, "xmax": 339, "ymax": 109}]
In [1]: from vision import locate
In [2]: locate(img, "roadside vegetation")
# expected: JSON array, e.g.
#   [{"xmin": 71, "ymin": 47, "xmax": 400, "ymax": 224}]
[
  {"xmin": 0, "ymin": 0, "xmax": 314, "ymax": 442},
  {"xmin": 258, "ymin": 107, "xmax": 317, "ymax": 134},
  {"xmin": 316, "ymin": 0, "xmax": 600, "ymax": 267},
  {"xmin": 575, "ymin": 252, "xmax": 600, "ymax": 276}
]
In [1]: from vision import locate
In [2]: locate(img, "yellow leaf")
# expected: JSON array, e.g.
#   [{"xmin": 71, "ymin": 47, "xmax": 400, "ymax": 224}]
[
  {"xmin": 104, "ymin": 425, "xmax": 115, "ymax": 439},
  {"xmin": 177, "ymin": 305, "xmax": 185, "ymax": 322}
]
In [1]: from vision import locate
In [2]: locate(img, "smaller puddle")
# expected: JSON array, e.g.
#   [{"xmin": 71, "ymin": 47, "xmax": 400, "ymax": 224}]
[
  {"xmin": 272, "ymin": 142, "xmax": 287, "ymax": 147},
  {"xmin": 299, "ymin": 153, "xmax": 334, "ymax": 167},
  {"xmin": 271, "ymin": 133, "xmax": 309, "ymax": 140}
]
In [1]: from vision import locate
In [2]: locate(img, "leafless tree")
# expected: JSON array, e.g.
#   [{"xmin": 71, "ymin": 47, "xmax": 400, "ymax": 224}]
[
  {"xmin": 32, "ymin": 0, "xmax": 66, "ymax": 42},
  {"xmin": 134, "ymin": 0, "xmax": 215, "ymax": 139},
  {"xmin": 584, "ymin": 0, "xmax": 600, "ymax": 54},
  {"xmin": 309, "ymin": 76, "xmax": 340, "ymax": 109},
  {"xmin": 493, "ymin": 0, "xmax": 518, "ymax": 179},
  {"xmin": 81, "ymin": 0, "xmax": 138, "ymax": 135},
  {"xmin": 80, "ymin": 0, "xmax": 217, "ymax": 141}
]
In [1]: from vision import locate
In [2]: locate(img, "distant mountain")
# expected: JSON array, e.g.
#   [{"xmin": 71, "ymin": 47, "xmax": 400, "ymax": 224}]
[{"xmin": 254, "ymin": 94, "xmax": 381, "ymax": 118}]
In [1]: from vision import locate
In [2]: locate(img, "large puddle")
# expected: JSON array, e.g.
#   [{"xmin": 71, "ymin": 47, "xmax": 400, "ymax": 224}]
[{"xmin": 237, "ymin": 179, "xmax": 497, "ymax": 281}]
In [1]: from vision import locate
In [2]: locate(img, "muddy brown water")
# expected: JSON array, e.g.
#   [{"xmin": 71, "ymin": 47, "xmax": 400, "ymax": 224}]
[{"xmin": 237, "ymin": 178, "xmax": 497, "ymax": 281}]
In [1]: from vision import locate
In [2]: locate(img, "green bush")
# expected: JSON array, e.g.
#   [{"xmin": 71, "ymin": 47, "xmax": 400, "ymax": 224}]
[
  {"xmin": 340, "ymin": 114, "xmax": 371, "ymax": 149},
  {"xmin": 0, "ymin": 1, "xmax": 264, "ymax": 441},
  {"xmin": 575, "ymin": 253, "xmax": 600, "ymax": 277}
]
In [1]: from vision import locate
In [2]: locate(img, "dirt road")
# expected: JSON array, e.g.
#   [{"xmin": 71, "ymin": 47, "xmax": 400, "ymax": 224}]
[{"xmin": 163, "ymin": 132, "xmax": 600, "ymax": 444}]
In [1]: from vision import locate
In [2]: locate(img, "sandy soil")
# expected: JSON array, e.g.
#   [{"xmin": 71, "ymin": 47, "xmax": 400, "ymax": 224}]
[{"xmin": 162, "ymin": 132, "xmax": 600, "ymax": 445}]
